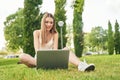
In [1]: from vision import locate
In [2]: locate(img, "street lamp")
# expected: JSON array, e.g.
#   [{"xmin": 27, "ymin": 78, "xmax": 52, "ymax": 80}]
[{"xmin": 58, "ymin": 21, "xmax": 64, "ymax": 49}]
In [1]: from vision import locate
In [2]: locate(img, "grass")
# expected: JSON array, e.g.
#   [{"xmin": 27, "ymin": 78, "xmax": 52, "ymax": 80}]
[{"xmin": 0, "ymin": 54, "xmax": 120, "ymax": 80}]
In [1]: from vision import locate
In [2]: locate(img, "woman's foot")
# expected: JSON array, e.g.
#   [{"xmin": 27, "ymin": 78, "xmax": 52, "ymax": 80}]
[{"xmin": 78, "ymin": 62, "xmax": 95, "ymax": 72}]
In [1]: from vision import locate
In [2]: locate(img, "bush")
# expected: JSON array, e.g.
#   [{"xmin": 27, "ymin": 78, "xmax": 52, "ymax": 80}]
[{"xmin": 0, "ymin": 51, "xmax": 8, "ymax": 55}]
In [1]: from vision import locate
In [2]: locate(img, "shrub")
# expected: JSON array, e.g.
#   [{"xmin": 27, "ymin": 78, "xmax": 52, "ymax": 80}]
[{"xmin": 0, "ymin": 51, "xmax": 8, "ymax": 55}]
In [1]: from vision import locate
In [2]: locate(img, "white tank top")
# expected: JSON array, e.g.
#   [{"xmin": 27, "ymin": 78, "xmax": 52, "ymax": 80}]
[
  {"xmin": 39, "ymin": 32, "xmax": 54, "ymax": 50},
  {"xmin": 34, "ymin": 32, "xmax": 54, "ymax": 59}
]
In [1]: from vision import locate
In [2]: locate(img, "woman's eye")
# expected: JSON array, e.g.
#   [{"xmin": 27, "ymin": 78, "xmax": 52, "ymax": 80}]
[
  {"xmin": 45, "ymin": 21, "xmax": 53, "ymax": 24},
  {"xmin": 50, "ymin": 22, "xmax": 53, "ymax": 24}
]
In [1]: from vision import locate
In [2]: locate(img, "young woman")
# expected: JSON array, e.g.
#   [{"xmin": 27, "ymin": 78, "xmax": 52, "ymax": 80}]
[{"xmin": 19, "ymin": 12, "xmax": 95, "ymax": 71}]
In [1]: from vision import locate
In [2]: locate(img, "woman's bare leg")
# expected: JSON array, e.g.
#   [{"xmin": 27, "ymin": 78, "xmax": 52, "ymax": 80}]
[
  {"xmin": 63, "ymin": 47, "xmax": 81, "ymax": 66},
  {"xmin": 19, "ymin": 53, "xmax": 36, "ymax": 68},
  {"xmin": 63, "ymin": 47, "xmax": 95, "ymax": 71}
]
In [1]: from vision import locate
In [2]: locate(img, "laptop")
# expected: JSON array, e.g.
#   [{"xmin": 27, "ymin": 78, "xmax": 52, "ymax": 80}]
[{"xmin": 36, "ymin": 49, "xmax": 69, "ymax": 69}]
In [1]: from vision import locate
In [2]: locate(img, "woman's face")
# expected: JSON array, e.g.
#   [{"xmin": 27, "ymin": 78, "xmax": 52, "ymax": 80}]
[{"xmin": 45, "ymin": 17, "xmax": 54, "ymax": 31}]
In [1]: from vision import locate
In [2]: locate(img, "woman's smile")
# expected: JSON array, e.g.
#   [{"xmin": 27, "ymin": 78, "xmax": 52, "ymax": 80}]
[{"xmin": 45, "ymin": 17, "xmax": 53, "ymax": 31}]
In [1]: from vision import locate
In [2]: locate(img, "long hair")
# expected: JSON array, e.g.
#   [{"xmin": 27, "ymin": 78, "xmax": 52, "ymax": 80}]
[{"xmin": 41, "ymin": 12, "xmax": 57, "ymax": 46}]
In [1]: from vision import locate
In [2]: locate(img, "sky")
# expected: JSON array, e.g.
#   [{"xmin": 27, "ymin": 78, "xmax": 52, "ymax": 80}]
[
  {"xmin": 0, "ymin": 0, "xmax": 120, "ymax": 49},
  {"xmin": 83, "ymin": 0, "xmax": 120, "ymax": 32}
]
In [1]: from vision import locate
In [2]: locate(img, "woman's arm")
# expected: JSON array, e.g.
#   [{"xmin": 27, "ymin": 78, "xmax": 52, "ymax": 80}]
[
  {"xmin": 33, "ymin": 30, "xmax": 40, "ymax": 53},
  {"xmin": 53, "ymin": 32, "xmax": 58, "ymax": 50}
]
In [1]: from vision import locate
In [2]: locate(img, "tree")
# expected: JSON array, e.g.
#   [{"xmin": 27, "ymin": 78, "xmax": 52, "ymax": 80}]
[
  {"xmin": 85, "ymin": 26, "xmax": 107, "ymax": 53},
  {"xmin": 108, "ymin": 20, "xmax": 114, "ymax": 55},
  {"xmin": 4, "ymin": 8, "xmax": 24, "ymax": 52},
  {"xmin": 73, "ymin": 0, "xmax": 84, "ymax": 57},
  {"xmin": 54, "ymin": 0, "xmax": 67, "ymax": 49},
  {"xmin": 114, "ymin": 20, "xmax": 120, "ymax": 54},
  {"xmin": 23, "ymin": 0, "xmax": 42, "ymax": 56}
]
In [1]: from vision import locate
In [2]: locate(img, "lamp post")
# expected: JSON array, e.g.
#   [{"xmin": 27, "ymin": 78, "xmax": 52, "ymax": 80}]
[{"xmin": 58, "ymin": 21, "xmax": 64, "ymax": 49}]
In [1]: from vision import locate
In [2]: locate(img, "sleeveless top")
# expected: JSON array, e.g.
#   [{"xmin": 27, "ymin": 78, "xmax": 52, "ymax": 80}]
[
  {"xmin": 34, "ymin": 31, "xmax": 54, "ymax": 59},
  {"xmin": 38, "ymin": 31, "xmax": 54, "ymax": 50},
  {"xmin": 39, "ymin": 36, "xmax": 54, "ymax": 50}
]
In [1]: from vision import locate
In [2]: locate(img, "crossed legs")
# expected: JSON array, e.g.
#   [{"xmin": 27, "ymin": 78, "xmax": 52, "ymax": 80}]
[
  {"xmin": 19, "ymin": 53, "xmax": 36, "ymax": 67},
  {"xmin": 19, "ymin": 47, "xmax": 81, "ymax": 68}
]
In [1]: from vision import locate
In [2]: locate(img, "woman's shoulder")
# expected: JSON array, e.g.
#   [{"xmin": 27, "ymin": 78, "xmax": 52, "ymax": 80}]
[
  {"xmin": 53, "ymin": 32, "xmax": 58, "ymax": 37},
  {"xmin": 33, "ymin": 29, "xmax": 41, "ymax": 36}
]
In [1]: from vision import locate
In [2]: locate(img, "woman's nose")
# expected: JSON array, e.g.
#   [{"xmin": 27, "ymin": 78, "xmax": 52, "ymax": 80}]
[{"xmin": 47, "ymin": 22, "xmax": 52, "ymax": 26}]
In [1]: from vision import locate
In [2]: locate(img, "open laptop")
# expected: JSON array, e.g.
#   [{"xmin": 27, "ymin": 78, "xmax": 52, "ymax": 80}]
[{"xmin": 36, "ymin": 49, "xmax": 69, "ymax": 69}]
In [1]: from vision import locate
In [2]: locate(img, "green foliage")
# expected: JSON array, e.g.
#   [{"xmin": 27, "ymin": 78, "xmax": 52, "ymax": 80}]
[
  {"xmin": 4, "ymin": 8, "xmax": 24, "ymax": 52},
  {"xmin": 73, "ymin": 0, "xmax": 84, "ymax": 14},
  {"xmin": 73, "ymin": 0, "xmax": 84, "ymax": 57},
  {"xmin": 86, "ymin": 26, "xmax": 107, "ymax": 52},
  {"xmin": 54, "ymin": 0, "xmax": 67, "ymax": 49},
  {"xmin": 114, "ymin": 20, "xmax": 120, "ymax": 54},
  {"xmin": 23, "ymin": 0, "xmax": 42, "ymax": 56},
  {"xmin": 73, "ymin": 12, "xmax": 84, "ymax": 57},
  {"xmin": 66, "ymin": 24, "xmax": 73, "ymax": 50},
  {"xmin": 108, "ymin": 21, "xmax": 114, "ymax": 55}
]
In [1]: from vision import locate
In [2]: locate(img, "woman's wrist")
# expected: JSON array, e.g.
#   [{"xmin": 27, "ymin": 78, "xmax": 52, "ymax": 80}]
[{"xmin": 35, "ymin": 49, "xmax": 39, "ymax": 54}]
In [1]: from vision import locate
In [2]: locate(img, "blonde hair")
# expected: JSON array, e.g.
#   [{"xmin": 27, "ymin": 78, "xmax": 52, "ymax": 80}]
[{"xmin": 41, "ymin": 12, "xmax": 57, "ymax": 46}]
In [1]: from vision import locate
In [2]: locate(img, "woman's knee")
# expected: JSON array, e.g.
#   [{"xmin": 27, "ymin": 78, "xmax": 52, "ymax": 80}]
[{"xmin": 19, "ymin": 53, "xmax": 29, "ymax": 61}]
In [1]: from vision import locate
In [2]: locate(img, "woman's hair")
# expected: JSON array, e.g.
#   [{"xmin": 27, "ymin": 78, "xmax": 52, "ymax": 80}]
[{"xmin": 41, "ymin": 12, "xmax": 57, "ymax": 46}]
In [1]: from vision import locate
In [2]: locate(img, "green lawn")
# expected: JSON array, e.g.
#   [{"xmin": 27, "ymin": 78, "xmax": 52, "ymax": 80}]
[{"xmin": 0, "ymin": 54, "xmax": 120, "ymax": 80}]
